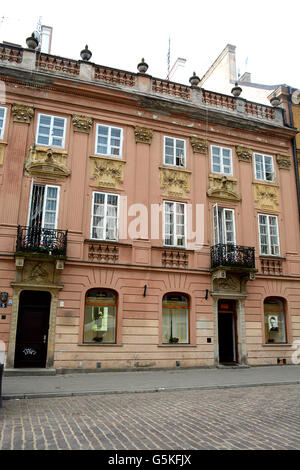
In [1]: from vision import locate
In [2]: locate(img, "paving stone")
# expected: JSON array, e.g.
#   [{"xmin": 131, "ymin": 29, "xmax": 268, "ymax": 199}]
[{"xmin": 0, "ymin": 384, "xmax": 299, "ymax": 450}]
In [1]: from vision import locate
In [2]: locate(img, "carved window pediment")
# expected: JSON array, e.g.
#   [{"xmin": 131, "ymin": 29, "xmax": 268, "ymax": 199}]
[
  {"xmin": 25, "ymin": 146, "xmax": 70, "ymax": 180},
  {"xmin": 207, "ymin": 174, "xmax": 240, "ymax": 202}
]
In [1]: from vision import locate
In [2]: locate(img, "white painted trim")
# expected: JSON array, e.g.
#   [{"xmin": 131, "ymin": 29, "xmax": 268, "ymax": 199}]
[
  {"xmin": 163, "ymin": 135, "xmax": 186, "ymax": 168},
  {"xmin": 95, "ymin": 123, "xmax": 124, "ymax": 158}
]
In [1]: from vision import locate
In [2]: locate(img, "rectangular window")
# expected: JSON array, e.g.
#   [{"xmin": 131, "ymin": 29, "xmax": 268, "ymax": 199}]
[
  {"xmin": 213, "ymin": 204, "xmax": 236, "ymax": 245},
  {"xmin": 258, "ymin": 214, "xmax": 280, "ymax": 256},
  {"xmin": 36, "ymin": 114, "xmax": 66, "ymax": 148},
  {"xmin": 95, "ymin": 124, "xmax": 123, "ymax": 157},
  {"xmin": 0, "ymin": 106, "xmax": 7, "ymax": 139},
  {"xmin": 162, "ymin": 294, "xmax": 189, "ymax": 344},
  {"xmin": 84, "ymin": 290, "xmax": 117, "ymax": 344},
  {"xmin": 211, "ymin": 145, "xmax": 233, "ymax": 175},
  {"xmin": 164, "ymin": 201, "xmax": 186, "ymax": 247},
  {"xmin": 28, "ymin": 183, "xmax": 60, "ymax": 230},
  {"xmin": 91, "ymin": 192, "xmax": 119, "ymax": 241},
  {"xmin": 164, "ymin": 136, "xmax": 186, "ymax": 167},
  {"xmin": 254, "ymin": 153, "xmax": 275, "ymax": 181}
]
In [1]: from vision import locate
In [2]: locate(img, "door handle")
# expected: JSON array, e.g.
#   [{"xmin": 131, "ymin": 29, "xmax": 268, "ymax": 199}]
[{"xmin": 43, "ymin": 335, "xmax": 47, "ymax": 344}]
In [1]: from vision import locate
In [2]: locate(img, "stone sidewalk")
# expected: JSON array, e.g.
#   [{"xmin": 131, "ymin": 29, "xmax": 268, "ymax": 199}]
[{"xmin": 2, "ymin": 364, "xmax": 300, "ymax": 400}]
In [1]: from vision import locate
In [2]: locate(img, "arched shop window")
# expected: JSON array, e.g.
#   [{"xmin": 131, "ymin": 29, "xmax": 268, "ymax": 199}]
[
  {"xmin": 162, "ymin": 293, "xmax": 189, "ymax": 344},
  {"xmin": 264, "ymin": 298, "xmax": 287, "ymax": 344},
  {"xmin": 84, "ymin": 290, "xmax": 117, "ymax": 344}
]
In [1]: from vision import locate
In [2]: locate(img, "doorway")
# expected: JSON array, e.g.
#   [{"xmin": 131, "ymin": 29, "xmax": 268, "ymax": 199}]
[
  {"xmin": 14, "ymin": 291, "xmax": 51, "ymax": 368},
  {"xmin": 218, "ymin": 299, "xmax": 238, "ymax": 364}
]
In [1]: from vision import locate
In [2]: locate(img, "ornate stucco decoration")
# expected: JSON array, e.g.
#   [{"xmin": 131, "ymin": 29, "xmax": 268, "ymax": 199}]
[
  {"xmin": 12, "ymin": 103, "xmax": 34, "ymax": 123},
  {"xmin": 90, "ymin": 156, "xmax": 125, "ymax": 189},
  {"xmin": 25, "ymin": 146, "xmax": 70, "ymax": 180},
  {"xmin": 134, "ymin": 126, "xmax": 153, "ymax": 144},
  {"xmin": 253, "ymin": 182, "xmax": 279, "ymax": 211},
  {"xmin": 215, "ymin": 275, "xmax": 241, "ymax": 292},
  {"xmin": 276, "ymin": 154, "xmax": 291, "ymax": 170},
  {"xmin": 0, "ymin": 142, "xmax": 7, "ymax": 165},
  {"xmin": 207, "ymin": 174, "xmax": 241, "ymax": 202},
  {"xmin": 236, "ymin": 145, "xmax": 253, "ymax": 162},
  {"xmin": 159, "ymin": 167, "xmax": 191, "ymax": 198},
  {"xmin": 190, "ymin": 136, "xmax": 208, "ymax": 154},
  {"xmin": 72, "ymin": 114, "xmax": 93, "ymax": 133}
]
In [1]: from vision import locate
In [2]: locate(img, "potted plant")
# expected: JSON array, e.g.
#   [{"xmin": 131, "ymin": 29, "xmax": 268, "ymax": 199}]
[
  {"xmin": 93, "ymin": 336, "xmax": 103, "ymax": 343},
  {"xmin": 169, "ymin": 337, "xmax": 179, "ymax": 344}
]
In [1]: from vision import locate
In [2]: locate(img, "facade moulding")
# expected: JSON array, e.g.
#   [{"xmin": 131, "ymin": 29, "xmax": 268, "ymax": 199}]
[
  {"xmin": 253, "ymin": 182, "xmax": 280, "ymax": 211},
  {"xmin": 11, "ymin": 102, "xmax": 34, "ymax": 123},
  {"xmin": 159, "ymin": 166, "xmax": 191, "ymax": 198},
  {"xmin": 90, "ymin": 155, "xmax": 125, "ymax": 189}
]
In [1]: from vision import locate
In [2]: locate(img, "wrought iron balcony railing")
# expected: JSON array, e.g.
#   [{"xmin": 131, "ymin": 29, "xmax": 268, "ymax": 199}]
[
  {"xmin": 16, "ymin": 225, "xmax": 68, "ymax": 257},
  {"xmin": 211, "ymin": 244, "xmax": 255, "ymax": 269}
]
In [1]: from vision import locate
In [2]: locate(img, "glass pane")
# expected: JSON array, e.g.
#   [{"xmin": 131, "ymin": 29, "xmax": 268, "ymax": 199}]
[
  {"xmin": 111, "ymin": 128, "xmax": 121, "ymax": 138},
  {"xmin": 98, "ymin": 126, "xmax": 109, "ymax": 136},
  {"xmin": 264, "ymin": 299, "xmax": 286, "ymax": 343},
  {"xmin": 53, "ymin": 117, "xmax": 65, "ymax": 128},
  {"xmin": 40, "ymin": 115, "xmax": 51, "ymax": 126},
  {"xmin": 52, "ymin": 138, "xmax": 63, "ymax": 147},
  {"xmin": 162, "ymin": 306, "xmax": 188, "ymax": 344},
  {"xmin": 84, "ymin": 295, "xmax": 116, "ymax": 344}
]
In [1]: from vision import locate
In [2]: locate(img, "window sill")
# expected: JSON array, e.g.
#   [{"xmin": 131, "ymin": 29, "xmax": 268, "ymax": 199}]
[
  {"xmin": 78, "ymin": 343, "xmax": 123, "ymax": 347},
  {"xmin": 262, "ymin": 343, "xmax": 292, "ymax": 347},
  {"xmin": 158, "ymin": 344, "xmax": 197, "ymax": 347}
]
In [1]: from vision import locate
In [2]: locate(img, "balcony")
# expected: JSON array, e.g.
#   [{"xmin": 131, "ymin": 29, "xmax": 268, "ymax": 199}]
[
  {"xmin": 16, "ymin": 225, "xmax": 68, "ymax": 257},
  {"xmin": 211, "ymin": 244, "xmax": 256, "ymax": 270}
]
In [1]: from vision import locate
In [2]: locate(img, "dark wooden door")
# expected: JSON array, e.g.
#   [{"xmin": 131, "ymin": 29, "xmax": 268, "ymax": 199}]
[
  {"xmin": 14, "ymin": 291, "xmax": 51, "ymax": 368},
  {"xmin": 218, "ymin": 300, "xmax": 237, "ymax": 364}
]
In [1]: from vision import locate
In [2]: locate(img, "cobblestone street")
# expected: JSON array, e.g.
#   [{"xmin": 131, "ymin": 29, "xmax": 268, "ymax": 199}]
[{"xmin": 1, "ymin": 384, "xmax": 300, "ymax": 450}]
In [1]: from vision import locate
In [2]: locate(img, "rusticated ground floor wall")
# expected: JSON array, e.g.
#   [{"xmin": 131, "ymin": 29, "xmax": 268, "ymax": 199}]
[{"xmin": 1, "ymin": 256, "xmax": 300, "ymax": 370}]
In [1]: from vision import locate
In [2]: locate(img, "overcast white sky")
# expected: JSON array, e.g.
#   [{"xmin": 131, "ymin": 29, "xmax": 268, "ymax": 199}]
[{"xmin": 1, "ymin": 0, "xmax": 299, "ymax": 88}]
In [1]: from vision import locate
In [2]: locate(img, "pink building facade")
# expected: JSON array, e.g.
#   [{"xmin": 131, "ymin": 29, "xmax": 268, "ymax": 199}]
[{"xmin": 0, "ymin": 44, "xmax": 299, "ymax": 371}]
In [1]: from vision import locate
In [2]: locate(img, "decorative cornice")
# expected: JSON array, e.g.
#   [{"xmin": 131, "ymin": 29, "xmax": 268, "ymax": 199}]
[
  {"xmin": 253, "ymin": 182, "xmax": 279, "ymax": 211},
  {"xmin": 134, "ymin": 126, "xmax": 153, "ymax": 144},
  {"xmin": 90, "ymin": 156, "xmax": 125, "ymax": 189},
  {"xmin": 276, "ymin": 154, "xmax": 291, "ymax": 170},
  {"xmin": 236, "ymin": 145, "xmax": 253, "ymax": 162},
  {"xmin": 190, "ymin": 136, "xmax": 208, "ymax": 154},
  {"xmin": 72, "ymin": 114, "xmax": 93, "ymax": 133},
  {"xmin": 159, "ymin": 166, "xmax": 191, "ymax": 198},
  {"xmin": 207, "ymin": 174, "xmax": 241, "ymax": 202},
  {"xmin": 12, "ymin": 103, "xmax": 34, "ymax": 123},
  {"xmin": 25, "ymin": 146, "xmax": 70, "ymax": 180}
]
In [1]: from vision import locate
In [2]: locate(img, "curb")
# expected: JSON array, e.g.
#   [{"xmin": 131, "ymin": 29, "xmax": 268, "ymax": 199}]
[{"xmin": 2, "ymin": 380, "xmax": 300, "ymax": 401}]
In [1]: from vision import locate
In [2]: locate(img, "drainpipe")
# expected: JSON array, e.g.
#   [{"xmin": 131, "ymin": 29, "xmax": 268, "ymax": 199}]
[{"xmin": 287, "ymin": 87, "xmax": 300, "ymax": 220}]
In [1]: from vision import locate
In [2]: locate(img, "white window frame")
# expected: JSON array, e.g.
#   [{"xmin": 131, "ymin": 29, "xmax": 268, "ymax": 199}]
[
  {"xmin": 211, "ymin": 145, "xmax": 233, "ymax": 176},
  {"xmin": 163, "ymin": 201, "xmax": 186, "ymax": 248},
  {"xmin": 36, "ymin": 113, "xmax": 67, "ymax": 148},
  {"xmin": 213, "ymin": 204, "xmax": 236, "ymax": 245},
  {"xmin": 254, "ymin": 153, "xmax": 275, "ymax": 182},
  {"xmin": 27, "ymin": 182, "xmax": 60, "ymax": 230},
  {"xmin": 0, "ymin": 106, "xmax": 7, "ymax": 140},
  {"xmin": 90, "ymin": 192, "xmax": 120, "ymax": 241},
  {"xmin": 163, "ymin": 136, "xmax": 186, "ymax": 168},
  {"xmin": 258, "ymin": 213, "xmax": 280, "ymax": 256},
  {"xmin": 95, "ymin": 124, "xmax": 123, "ymax": 158}
]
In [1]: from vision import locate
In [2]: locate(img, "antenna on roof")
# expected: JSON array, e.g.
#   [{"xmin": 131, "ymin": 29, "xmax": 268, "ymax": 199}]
[{"xmin": 167, "ymin": 36, "xmax": 171, "ymax": 80}]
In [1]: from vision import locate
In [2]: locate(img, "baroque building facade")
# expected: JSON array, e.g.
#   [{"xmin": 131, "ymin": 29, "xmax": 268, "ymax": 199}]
[{"xmin": 0, "ymin": 42, "xmax": 299, "ymax": 371}]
